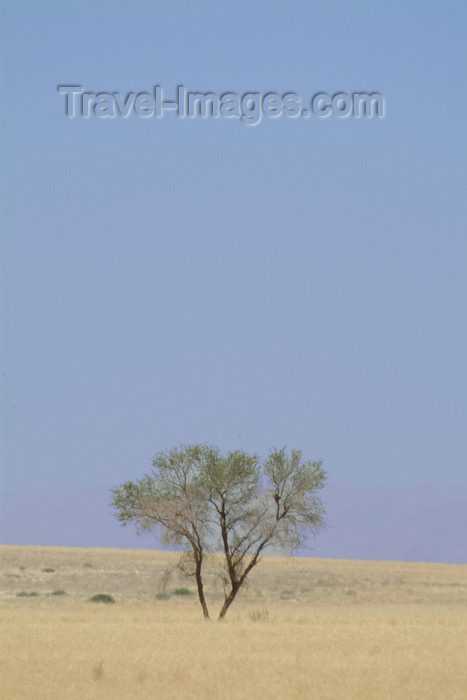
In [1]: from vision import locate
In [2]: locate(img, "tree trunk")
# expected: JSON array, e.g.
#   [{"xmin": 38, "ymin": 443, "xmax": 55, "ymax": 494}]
[
  {"xmin": 218, "ymin": 584, "xmax": 240, "ymax": 620},
  {"xmin": 218, "ymin": 544, "xmax": 268, "ymax": 619},
  {"xmin": 195, "ymin": 557, "xmax": 210, "ymax": 620}
]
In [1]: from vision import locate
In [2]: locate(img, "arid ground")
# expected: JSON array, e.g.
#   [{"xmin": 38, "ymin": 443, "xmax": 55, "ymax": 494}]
[{"xmin": 1, "ymin": 545, "xmax": 466, "ymax": 699}]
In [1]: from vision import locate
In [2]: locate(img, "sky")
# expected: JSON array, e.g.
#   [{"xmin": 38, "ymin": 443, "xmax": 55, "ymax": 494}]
[{"xmin": 1, "ymin": 1, "xmax": 466, "ymax": 507}]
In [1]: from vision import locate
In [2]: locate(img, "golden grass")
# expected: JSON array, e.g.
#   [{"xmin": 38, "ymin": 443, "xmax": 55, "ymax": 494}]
[{"xmin": 1, "ymin": 546, "xmax": 466, "ymax": 699}]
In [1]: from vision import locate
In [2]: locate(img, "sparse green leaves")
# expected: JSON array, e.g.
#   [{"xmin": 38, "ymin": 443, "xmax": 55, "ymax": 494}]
[
  {"xmin": 263, "ymin": 448, "xmax": 327, "ymax": 548},
  {"xmin": 264, "ymin": 448, "xmax": 326, "ymax": 519}
]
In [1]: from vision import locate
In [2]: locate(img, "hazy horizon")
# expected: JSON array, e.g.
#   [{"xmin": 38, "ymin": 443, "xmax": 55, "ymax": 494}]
[{"xmin": 2, "ymin": 482, "xmax": 465, "ymax": 564}]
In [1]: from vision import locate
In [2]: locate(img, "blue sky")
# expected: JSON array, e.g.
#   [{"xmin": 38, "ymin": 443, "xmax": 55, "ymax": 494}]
[{"xmin": 1, "ymin": 1, "xmax": 466, "ymax": 497}]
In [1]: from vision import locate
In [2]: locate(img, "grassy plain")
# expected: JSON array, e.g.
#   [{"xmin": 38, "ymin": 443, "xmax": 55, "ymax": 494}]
[{"xmin": 1, "ymin": 545, "xmax": 466, "ymax": 699}]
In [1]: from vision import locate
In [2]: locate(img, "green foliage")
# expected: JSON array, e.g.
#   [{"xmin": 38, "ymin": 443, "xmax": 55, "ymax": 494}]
[
  {"xmin": 280, "ymin": 590, "xmax": 295, "ymax": 600},
  {"xmin": 89, "ymin": 593, "xmax": 115, "ymax": 604},
  {"xmin": 83, "ymin": 562, "xmax": 93, "ymax": 568},
  {"xmin": 16, "ymin": 591, "xmax": 39, "ymax": 597},
  {"xmin": 249, "ymin": 609, "xmax": 269, "ymax": 622},
  {"xmin": 263, "ymin": 448, "xmax": 327, "ymax": 546},
  {"xmin": 42, "ymin": 567, "xmax": 55, "ymax": 573},
  {"xmin": 172, "ymin": 587, "xmax": 192, "ymax": 596},
  {"xmin": 51, "ymin": 589, "xmax": 67, "ymax": 596},
  {"xmin": 155, "ymin": 592, "xmax": 172, "ymax": 600}
]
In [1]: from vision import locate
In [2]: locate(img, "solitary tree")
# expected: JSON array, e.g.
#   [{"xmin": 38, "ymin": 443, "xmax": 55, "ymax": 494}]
[{"xmin": 110, "ymin": 445, "xmax": 326, "ymax": 620}]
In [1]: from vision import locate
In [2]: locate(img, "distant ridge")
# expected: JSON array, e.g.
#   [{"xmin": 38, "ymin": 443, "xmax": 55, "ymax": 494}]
[
  {"xmin": 1, "ymin": 484, "xmax": 466, "ymax": 564},
  {"xmin": 309, "ymin": 484, "xmax": 467, "ymax": 564}
]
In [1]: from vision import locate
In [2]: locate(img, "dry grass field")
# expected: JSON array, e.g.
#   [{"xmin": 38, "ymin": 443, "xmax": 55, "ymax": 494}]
[{"xmin": 1, "ymin": 545, "xmax": 466, "ymax": 699}]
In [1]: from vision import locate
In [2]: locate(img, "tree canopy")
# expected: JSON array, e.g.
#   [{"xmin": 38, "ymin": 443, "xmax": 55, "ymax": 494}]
[{"xmin": 111, "ymin": 445, "xmax": 326, "ymax": 619}]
